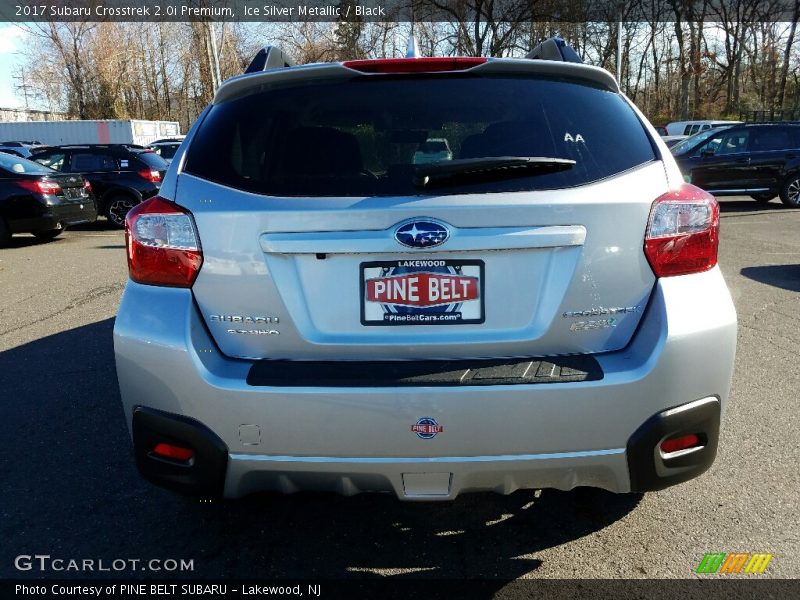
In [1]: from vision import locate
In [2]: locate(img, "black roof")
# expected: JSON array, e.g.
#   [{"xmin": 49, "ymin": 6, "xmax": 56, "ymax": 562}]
[
  {"xmin": 737, "ymin": 121, "xmax": 800, "ymax": 127},
  {"xmin": 35, "ymin": 144, "xmax": 150, "ymax": 152}
]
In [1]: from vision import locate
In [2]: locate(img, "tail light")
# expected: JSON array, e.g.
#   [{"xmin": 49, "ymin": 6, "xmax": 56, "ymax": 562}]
[
  {"xmin": 343, "ymin": 57, "xmax": 488, "ymax": 74},
  {"xmin": 152, "ymin": 442, "xmax": 194, "ymax": 462},
  {"xmin": 138, "ymin": 168, "xmax": 162, "ymax": 183},
  {"xmin": 17, "ymin": 179, "xmax": 62, "ymax": 195},
  {"xmin": 83, "ymin": 179, "xmax": 92, "ymax": 193},
  {"xmin": 644, "ymin": 184, "xmax": 719, "ymax": 277},
  {"xmin": 660, "ymin": 433, "xmax": 702, "ymax": 454},
  {"xmin": 125, "ymin": 196, "xmax": 202, "ymax": 287}
]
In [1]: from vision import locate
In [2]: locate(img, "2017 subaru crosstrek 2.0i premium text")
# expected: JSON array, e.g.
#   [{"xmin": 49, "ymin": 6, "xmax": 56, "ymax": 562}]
[{"xmin": 114, "ymin": 43, "xmax": 737, "ymax": 500}]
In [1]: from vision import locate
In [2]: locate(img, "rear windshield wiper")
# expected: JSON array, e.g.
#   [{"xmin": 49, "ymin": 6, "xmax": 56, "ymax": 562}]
[{"xmin": 413, "ymin": 156, "xmax": 576, "ymax": 188}]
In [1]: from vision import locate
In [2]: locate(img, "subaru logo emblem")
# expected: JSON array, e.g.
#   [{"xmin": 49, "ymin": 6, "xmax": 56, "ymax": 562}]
[{"xmin": 394, "ymin": 219, "xmax": 450, "ymax": 249}]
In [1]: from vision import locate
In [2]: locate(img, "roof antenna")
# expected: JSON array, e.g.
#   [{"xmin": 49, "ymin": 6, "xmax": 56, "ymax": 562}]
[{"xmin": 406, "ymin": 36, "xmax": 421, "ymax": 58}]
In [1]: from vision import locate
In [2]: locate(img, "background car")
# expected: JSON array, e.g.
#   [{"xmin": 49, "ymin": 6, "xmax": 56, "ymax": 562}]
[
  {"xmin": 0, "ymin": 152, "xmax": 96, "ymax": 246},
  {"xmin": 665, "ymin": 119, "xmax": 742, "ymax": 136},
  {"xmin": 412, "ymin": 138, "xmax": 453, "ymax": 164},
  {"xmin": 30, "ymin": 144, "xmax": 168, "ymax": 227},
  {"xmin": 671, "ymin": 122, "xmax": 800, "ymax": 206},
  {"xmin": 149, "ymin": 136, "xmax": 186, "ymax": 145},
  {"xmin": 147, "ymin": 140, "xmax": 183, "ymax": 164}
]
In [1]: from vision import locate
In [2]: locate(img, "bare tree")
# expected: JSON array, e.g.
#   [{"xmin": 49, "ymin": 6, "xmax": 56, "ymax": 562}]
[
  {"xmin": 10, "ymin": 8, "xmax": 800, "ymax": 130},
  {"xmin": 778, "ymin": 1, "xmax": 800, "ymax": 112}
]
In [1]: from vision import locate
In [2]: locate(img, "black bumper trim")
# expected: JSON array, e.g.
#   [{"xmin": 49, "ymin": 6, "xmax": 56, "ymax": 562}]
[
  {"xmin": 55, "ymin": 204, "xmax": 98, "ymax": 226},
  {"xmin": 10, "ymin": 204, "xmax": 97, "ymax": 233},
  {"xmin": 246, "ymin": 355, "xmax": 603, "ymax": 387},
  {"xmin": 626, "ymin": 396, "xmax": 721, "ymax": 492},
  {"xmin": 132, "ymin": 406, "xmax": 228, "ymax": 496}
]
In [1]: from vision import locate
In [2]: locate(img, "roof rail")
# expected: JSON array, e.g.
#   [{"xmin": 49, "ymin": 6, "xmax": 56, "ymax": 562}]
[
  {"xmin": 245, "ymin": 46, "xmax": 295, "ymax": 74},
  {"xmin": 740, "ymin": 120, "xmax": 800, "ymax": 126},
  {"xmin": 49, "ymin": 143, "xmax": 147, "ymax": 150},
  {"xmin": 526, "ymin": 37, "xmax": 582, "ymax": 64}
]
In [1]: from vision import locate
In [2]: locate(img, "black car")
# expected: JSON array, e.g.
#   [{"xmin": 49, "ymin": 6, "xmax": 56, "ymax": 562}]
[
  {"xmin": 30, "ymin": 144, "xmax": 168, "ymax": 227},
  {"xmin": 0, "ymin": 152, "xmax": 97, "ymax": 246},
  {"xmin": 671, "ymin": 122, "xmax": 800, "ymax": 207}
]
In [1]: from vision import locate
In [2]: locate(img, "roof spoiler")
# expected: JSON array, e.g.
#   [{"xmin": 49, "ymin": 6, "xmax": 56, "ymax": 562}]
[
  {"xmin": 526, "ymin": 37, "xmax": 582, "ymax": 64},
  {"xmin": 244, "ymin": 46, "xmax": 295, "ymax": 74}
]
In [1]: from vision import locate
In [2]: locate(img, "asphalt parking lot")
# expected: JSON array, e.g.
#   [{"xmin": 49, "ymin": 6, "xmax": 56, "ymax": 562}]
[{"xmin": 0, "ymin": 197, "xmax": 798, "ymax": 586}]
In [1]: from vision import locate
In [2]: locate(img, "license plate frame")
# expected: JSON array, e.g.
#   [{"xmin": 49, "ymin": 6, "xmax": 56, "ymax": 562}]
[{"xmin": 360, "ymin": 259, "xmax": 485, "ymax": 326}]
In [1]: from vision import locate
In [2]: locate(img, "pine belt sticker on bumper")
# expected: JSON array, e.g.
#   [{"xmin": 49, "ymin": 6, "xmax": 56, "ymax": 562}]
[{"xmin": 360, "ymin": 259, "xmax": 485, "ymax": 326}]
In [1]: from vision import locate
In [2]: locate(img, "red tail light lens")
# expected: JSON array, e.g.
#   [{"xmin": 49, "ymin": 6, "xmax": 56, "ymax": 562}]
[
  {"xmin": 138, "ymin": 168, "xmax": 162, "ymax": 183},
  {"xmin": 644, "ymin": 184, "xmax": 719, "ymax": 277},
  {"xmin": 152, "ymin": 443, "xmax": 194, "ymax": 462},
  {"xmin": 343, "ymin": 57, "xmax": 488, "ymax": 74},
  {"xmin": 660, "ymin": 433, "xmax": 702, "ymax": 454},
  {"xmin": 17, "ymin": 179, "xmax": 62, "ymax": 195},
  {"xmin": 125, "ymin": 196, "xmax": 202, "ymax": 287}
]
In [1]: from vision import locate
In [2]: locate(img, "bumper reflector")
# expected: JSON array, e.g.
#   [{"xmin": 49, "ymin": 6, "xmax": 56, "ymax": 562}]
[
  {"xmin": 660, "ymin": 433, "xmax": 701, "ymax": 454},
  {"xmin": 152, "ymin": 442, "xmax": 194, "ymax": 462}
]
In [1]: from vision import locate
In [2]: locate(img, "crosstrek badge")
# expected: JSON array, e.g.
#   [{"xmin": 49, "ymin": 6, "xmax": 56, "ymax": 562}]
[{"xmin": 367, "ymin": 272, "xmax": 478, "ymax": 307}]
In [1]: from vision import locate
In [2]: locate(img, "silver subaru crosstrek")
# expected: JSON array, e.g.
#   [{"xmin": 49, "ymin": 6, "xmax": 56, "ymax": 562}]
[{"xmin": 114, "ymin": 39, "xmax": 737, "ymax": 500}]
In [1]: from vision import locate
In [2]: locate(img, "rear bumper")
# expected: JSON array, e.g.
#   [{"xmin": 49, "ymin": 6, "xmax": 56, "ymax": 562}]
[
  {"xmin": 114, "ymin": 267, "xmax": 737, "ymax": 499},
  {"xmin": 9, "ymin": 199, "xmax": 97, "ymax": 232},
  {"xmin": 131, "ymin": 397, "xmax": 720, "ymax": 498},
  {"xmin": 52, "ymin": 200, "xmax": 98, "ymax": 226}
]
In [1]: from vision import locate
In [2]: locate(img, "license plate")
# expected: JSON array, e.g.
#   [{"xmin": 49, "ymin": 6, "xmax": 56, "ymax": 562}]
[{"xmin": 360, "ymin": 259, "xmax": 484, "ymax": 326}]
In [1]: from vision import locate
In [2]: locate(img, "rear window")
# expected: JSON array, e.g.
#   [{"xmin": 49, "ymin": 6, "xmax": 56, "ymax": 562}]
[
  {"xmin": 185, "ymin": 75, "xmax": 656, "ymax": 197},
  {"xmin": 0, "ymin": 152, "xmax": 54, "ymax": 175},
  {"xmin": 154, "ymin": 144, "xmax": 180, "ymax": 159},
  {"xmin": 751, "ymin": 127, "xmax": 797, "ymax": 151}
]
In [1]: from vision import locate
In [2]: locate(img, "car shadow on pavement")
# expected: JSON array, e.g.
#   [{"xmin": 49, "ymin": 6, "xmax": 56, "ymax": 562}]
[
  {"xmin": 1, "ymin": 220, "xmax": 121, "ymax": 249},
  {"xmin": 717, "ymin": 198, "xmax": 787, "ymax": 214},
  {"xmin": 0, "ymin": 234, "xmax": 61, "ymax": 249},
  {"xmin": 741, "ymin": 264, "xmax": 800, "ymax": 292},
  {"xmin": 69, "ymin": 219, "xmax": 119, "ymax": 232},
  {"xmin": 0, "ymin": 318, "xmax": 642, "ymax": 584}
]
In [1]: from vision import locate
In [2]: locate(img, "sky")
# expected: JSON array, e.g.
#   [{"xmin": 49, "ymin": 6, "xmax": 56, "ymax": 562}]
[{"xmin": 0, "ymin": 24, "xmax": 28, "ymax": 108}]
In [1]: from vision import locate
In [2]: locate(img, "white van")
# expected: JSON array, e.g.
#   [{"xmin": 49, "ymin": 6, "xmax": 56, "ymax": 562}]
[{"xmin": 665, "ymin": 120, "xmax": 742, "ymax": 136}]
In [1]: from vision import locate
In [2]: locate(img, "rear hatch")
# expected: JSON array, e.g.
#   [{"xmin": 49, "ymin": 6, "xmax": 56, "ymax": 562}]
[
  {"xmin": 49, "ymin": 174, "xmax": 89, "ymax": 203},
  {"xmin": 177, "ymin": 62, "xmax": 665, "ymax": 361}
]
